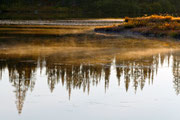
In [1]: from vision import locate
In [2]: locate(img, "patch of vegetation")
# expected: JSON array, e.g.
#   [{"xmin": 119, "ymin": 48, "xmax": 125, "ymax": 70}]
[{"xmin": 95, "ymin": 15, "xmax": 180, "ymax": 38}]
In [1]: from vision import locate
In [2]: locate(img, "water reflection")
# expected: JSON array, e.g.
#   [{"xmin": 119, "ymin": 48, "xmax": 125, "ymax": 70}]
[
  {"xmin": 173, "ymin": 52, "xmax": 180, "ymax": 95},
  {"xmin": 1, "ymin": 24, "xmax": 180, "ymax": 118},
  {"xmin": 0, "ymin": 51, "xmax": 179, "ymax": 114}
]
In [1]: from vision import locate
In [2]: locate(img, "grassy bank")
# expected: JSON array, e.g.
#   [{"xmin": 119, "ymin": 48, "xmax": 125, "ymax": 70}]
[{"xmin": 95, "ymin": 15, "xmax": 180, "ymax": 38}]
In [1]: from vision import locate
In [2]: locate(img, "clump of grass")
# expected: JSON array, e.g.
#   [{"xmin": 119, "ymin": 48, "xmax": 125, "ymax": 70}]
[
  {"xmin": 96, "ymin": 15, "xmax": 180, "ymax": 38},
  {"xmin": 127, "ymin": 15, "xmax": 175, "ymax": 23},
  {"xmin": 124, "ymin": 15, "xmax": 180, "ymax": 28},
  {"xmin": 143, "ymin": 15, "xmax": 173, "ymax": 22},
  {"xmin": 123, "ymin": 15, "xmax": 180, "ymax": 37}
]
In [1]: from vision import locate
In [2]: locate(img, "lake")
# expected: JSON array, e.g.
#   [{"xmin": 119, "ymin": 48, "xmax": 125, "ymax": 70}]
[{"xmin": 0, "ymin": 20, "xmax": 180, "ymax": 120}]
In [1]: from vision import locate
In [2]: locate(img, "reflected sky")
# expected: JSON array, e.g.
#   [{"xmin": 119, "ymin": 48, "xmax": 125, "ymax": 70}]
[{"xmin": 0, "ymin": 24, "xmax": 180, "ymax": 120}]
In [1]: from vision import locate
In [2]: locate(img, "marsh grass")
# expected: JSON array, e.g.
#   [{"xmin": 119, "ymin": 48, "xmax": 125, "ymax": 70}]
[{"xmin": 96, "ymin": 15, "xmax": 180, "ymax": 38}]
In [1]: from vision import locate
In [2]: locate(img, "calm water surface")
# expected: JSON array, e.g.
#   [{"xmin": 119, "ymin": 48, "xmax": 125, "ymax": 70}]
[{"xmin": 0, "ymin": 21, "xmax": 180, "ymax": 120}]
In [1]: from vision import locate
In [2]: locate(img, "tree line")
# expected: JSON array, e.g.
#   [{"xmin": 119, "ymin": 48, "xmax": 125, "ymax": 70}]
[{"xmin": 1, "ymin": 0, "xmax": 180, "ymax": 17}]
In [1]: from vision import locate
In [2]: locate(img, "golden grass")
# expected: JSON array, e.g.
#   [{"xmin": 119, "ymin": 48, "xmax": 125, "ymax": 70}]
[
  {"xmin": 124, "ymin": 15, "xmax": 180, "ymax": 36},
  {"xmin": 96, "ymin": 15, "xmax": 180, "ymax": 38},
  {"xmin": 125, "ymin": 15, "xmax": 180, "ymax": 23}
]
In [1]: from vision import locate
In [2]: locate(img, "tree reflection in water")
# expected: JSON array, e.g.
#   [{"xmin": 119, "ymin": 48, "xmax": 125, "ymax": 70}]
[
  {"xmin": 173, "ymin": 52, "xmax": 180, "ymax": 95},
  {"xmin": 0, "ymin": 52, "xmax": 179, "ymax": 114}
]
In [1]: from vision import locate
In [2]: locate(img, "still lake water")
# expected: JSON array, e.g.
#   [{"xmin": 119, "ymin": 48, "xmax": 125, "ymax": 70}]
[{"xmin": 0, "ymin": 20, "xmax": 180, "ymax": 120}]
